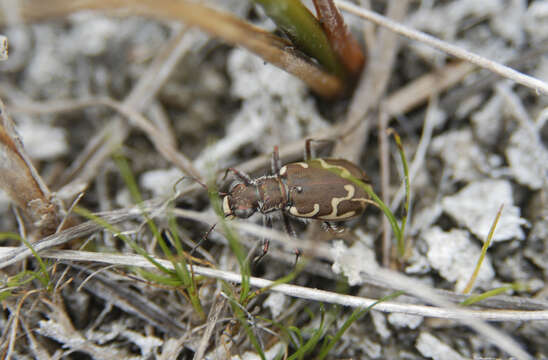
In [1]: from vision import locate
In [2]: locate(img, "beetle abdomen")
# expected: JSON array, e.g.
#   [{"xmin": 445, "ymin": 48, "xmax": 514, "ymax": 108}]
[{"xmin": 280, "ymin": 158, "xmax": 369, "ymax": 221}]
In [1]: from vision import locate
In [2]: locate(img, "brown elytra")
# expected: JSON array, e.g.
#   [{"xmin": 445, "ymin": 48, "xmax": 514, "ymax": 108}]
[{"xmin": 222, "ymin": 157, "xmax": 369, "ymax": 222}]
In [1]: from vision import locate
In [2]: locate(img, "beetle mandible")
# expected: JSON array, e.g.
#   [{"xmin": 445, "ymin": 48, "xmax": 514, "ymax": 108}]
[{"xmin": 222, "ymin": 140, "xmax": 371, "ymax": 228}]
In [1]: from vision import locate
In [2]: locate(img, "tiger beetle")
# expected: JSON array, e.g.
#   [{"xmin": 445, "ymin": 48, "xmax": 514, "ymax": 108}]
[{"xmin": 222, "ymin": 139, "xmax": 371, "ymax": 262}]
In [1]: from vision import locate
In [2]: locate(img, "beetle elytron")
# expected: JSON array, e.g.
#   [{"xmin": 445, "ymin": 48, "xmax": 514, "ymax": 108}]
[{"xmin": 222, "ymin": 140, "xmax": 370, "ymax": 230}]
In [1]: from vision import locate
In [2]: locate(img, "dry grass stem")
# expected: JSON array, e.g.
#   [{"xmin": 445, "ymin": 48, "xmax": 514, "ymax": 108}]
[
  {"xmin": 312, "ymin": 0, "xmax": 365, "ymax": 75},
  {"xmin": 8, "ymin": 0, "xmax": 342, "ymax": 97},
  {"xmin": 335, "ymin": 0, "xmax": 548, "ymax": 95},
  {"xmin": 334, "ymin": 0, "xmax": 410, "ymax": 163},
  {"xmin": 0, "ymin": 0, "xmax": 546, "ymax": 358},
  {"xmin": 0, "ymin": 99, "xmax": 60, "ymax": 236},
  {"xmin": 4, "ymin": 247, "xmax": 546, "ymax": 324}
]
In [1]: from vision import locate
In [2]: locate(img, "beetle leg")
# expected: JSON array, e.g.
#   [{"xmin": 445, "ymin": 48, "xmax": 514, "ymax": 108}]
[
  {"xmin": 323, "ymin": 221, "xmax": 343, "ymax": 234},
  {"xmin": 281, "ymin": 211, "xmax": 303, "ymax": 266},
  {"xmin": 253, "ymin": 215, "xmax": 272, "ymax": 264},
  {"xmin": 305, "ymin": 138, "xmax": 333, "ymax": 160},
  {"xmin": 281, "ymin": 210, "xmax": 297, "ymax": 239},
  {"xmin": 271, "ymin": 145, "xmax": 281, "ymax": 175},
  {"xmin": 223, "ymin": 167, "xmax": 253, "ymax": 185}
]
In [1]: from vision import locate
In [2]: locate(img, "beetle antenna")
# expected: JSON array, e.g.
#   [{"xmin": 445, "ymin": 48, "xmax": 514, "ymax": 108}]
[
  {"xmin": 191, "ymin": 223, "xmax": 216, "ymax": 255},
  {"xmin": 173, "ymin": 175, "xmax": 208, "ymax": 195},
  {"xmin": 223, "ymin": 167, "xmax": 253, "ymax": 185}
]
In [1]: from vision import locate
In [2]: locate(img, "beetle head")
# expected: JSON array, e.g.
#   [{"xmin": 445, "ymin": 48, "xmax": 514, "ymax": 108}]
[{"xmin": 222, "ymin": 183, "xmax": 259, "ymax": 219}]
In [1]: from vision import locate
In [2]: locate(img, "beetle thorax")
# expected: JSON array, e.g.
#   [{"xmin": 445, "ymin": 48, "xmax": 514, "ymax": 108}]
[{"xmin": 256, "ymin": 176, "xmax": 287, "ymax": 213}]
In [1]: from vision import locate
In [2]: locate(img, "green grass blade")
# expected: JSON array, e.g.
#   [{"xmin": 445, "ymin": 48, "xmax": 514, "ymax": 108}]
[
  {"xmin": 319, "ymin": 167, "xmax": 402, "ymax": 242},
  {"xmin": 245, "ymin": 260, "xmax": 305, "ymax": 305},
  {"xmin": 113, "ymin": 154, "xmax": 174, "ymax": 261},
  {"xmin": 389, "ymin": 130, "xmax": 411, "ymax": 257},
  {"xmin": 460, "ymin": 283, "xmax": 527, "ymax": 306},
  {"xmin": 288, "ymin": 305, "xmax": 326, "ymax": 360},
  {"xmin": 222, "ymin": 281, "xmax": 266, "ymax": 360},
  {"xmin": 208, "ymin": 183, "xmax": 251, "ymax": 302},
  {"xmin": 0, "ymin": 233, "xmax": 50, "ymax": 288},
  {"xmin": 136, "ymin": 268, "xmax": 183, "ymax": 286},
  {"xmin": 316, "ymin": 291, "xmax": 403, "ymax": 359},
  {"xmin": 74, "ymin": 206, "xmax": 172, "ymax": 274},
  {"xmin": 253, "ymin": 0, "xmax": 344, "ymax": 77},
  {"xmin": 463, "ymin": 205, "xmax": 504, "ymax": 294}
]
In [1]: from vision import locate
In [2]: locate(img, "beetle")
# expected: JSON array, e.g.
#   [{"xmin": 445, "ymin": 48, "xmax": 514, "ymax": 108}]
[{"xmin": 222, "ymin": 140, "xmax": 371, "ymax": 228}]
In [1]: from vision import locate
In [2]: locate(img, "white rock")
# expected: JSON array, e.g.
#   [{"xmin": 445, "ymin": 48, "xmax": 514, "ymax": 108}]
[
  {"xmin": 140, "ymin": 167, "xmax": 183, "ymax": 198},
  {"xmin": 410, "ymin": 203, "xmax": 443, "ymax": 235},
  {"xmin": 430, "ymin": 129, "xmax": 490, "ymax": 182},
  {"xmin": 442, "ymin": 180, "xmax": 527, "ymax": 242},
  {"xmin": 387, "ymin": 313, "xmax": 423, "ymax": 329},
  {"xmin": 422, "ymin": 227, "xmax": 494, "ymax": 292},
  {"xmin": 471, "ymin": 92, "xmax": 504, "ymax": 146},
  {"xmin": 404, "ymin": 249, "xmax": 431, "ymax": 275},
  {"xmin": 331, "ymin": 240, "xmax": 378, "ymax": 286},
  {"xmin": 490, "ymin": 0, "xmax": 526, "ymax": 46},
  {"xmin": 416, "ymin": 332, "xmax": 465, "ymax": 360},
  {"xmin": 120, "ymin": 329, "xmax": 162, "ymax": 357},
  {"xmin": 524, "ymin": 1, "xmax": 548, "ymax": 42},
  {"xmin": 264, "ymin": 292, "xmax": 287, "ymax": 318},
  {"xmin": 18, "ymin": 122, "xmax": 68, "ymax": 160},
  {"xmin": 506, "ymin": 126, "xmax": 548, "ymax": 190},
  {"xmin": 370, "ymin": 311, "xmax": 391, "ymax": 341}
]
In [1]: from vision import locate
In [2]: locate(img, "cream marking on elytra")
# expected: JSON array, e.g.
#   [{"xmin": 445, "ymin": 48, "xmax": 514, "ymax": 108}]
[
  {"xmin": 319, "ymin": 184, "xmax": 356, "ymax": 220},
  {"xmin": 290, "ymin": 203, "xmax": 320, "ymax": 217},
  {"xmin": 295, "ymin": 162, "xmax": 309, "ymax": 168},
  {"xmin": 316, "ymin": 158, "xmax": 352, "ymax": 178},
  {"xmin": 279, "ymin": 165, "xmax": 287, "ymax": 176}
]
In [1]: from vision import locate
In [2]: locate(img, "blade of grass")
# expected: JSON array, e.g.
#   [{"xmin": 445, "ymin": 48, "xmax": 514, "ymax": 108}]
[
  {"xmin": 135, "ymin": 268, "xmax": 184, "ymax": 287},
  {"xmin": 0, "ymin": 233, "xmax": 50, "ymax": 288},
  {"xmin": 113, "ymin": 153, "xmax": 172, "ymax": 259},
  {"xmin": 318, "ymin": 167, "xmax": 402, "ymax": 243},
  {"xmin": 316, "ymin": 291, "xmax": 404, "ymax": 359},
  {"xmin": 319, "ymin": 130, "xmax": 410, "ymax": 258},
  {"xmin": 460, "ymin": 283, "xmax": 527, "ymax": 306},
  {"xmin": 288, "ymin": 305, "xmax": 326, "ymax": 360},
  {"xmin": 166, "ymin": 222, "xmax": 205, "ymax": 320},
  {"xmin": 73, "ymin": 206, "xmax": 172, "ymax": 275},
  {"xmin": 222, "ymin": 283, "xmax": 266, "ymax": 360},
  {"xmin": 244, "ymin": 260, "xmax": 305, "ymax": 305},
  {"xmin": 388, "ymin": 129, "xmax": 410, "ymax": 257},
  {"xmin": 115, "ymin": 153, "xmax": 206, "ymax": 319},
  {"xmin": 462, "ymin": 205, "xmax": 504, "ymax": 294},
  {"xmin": 253, "ymin": 0, "xmax": 345, "ymax": 78},
  {"xmin": 208, "ymin": 183, "xmax": 251, "ymax": 302}
]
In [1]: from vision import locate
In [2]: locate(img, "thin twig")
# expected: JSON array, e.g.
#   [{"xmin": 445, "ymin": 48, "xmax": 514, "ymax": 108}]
[
  {"xmin": 9, "ymin": 247, "xmax": 547, "ymax": 323},
  {"xmin": 389, "ymin": 96, "xmax": 438, "ymax": 212},
  {"xmin": 59, "ymin": 26, "xmax": 202, "ymax": 191},
  {"xmin": 335, "ymin": 0, "xmax": 548, "ymax": 95},
  {"xmin": 334, "ymin": 0, "xmax": 410, "ymax": 163}
]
